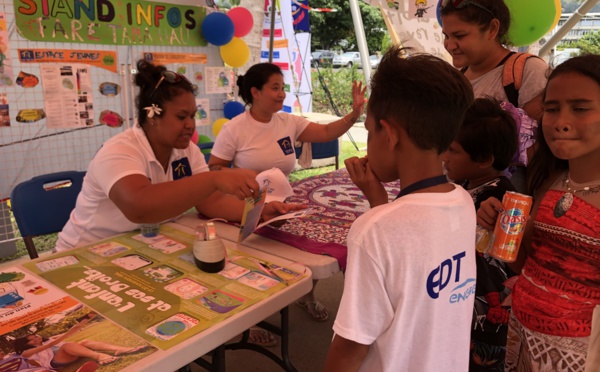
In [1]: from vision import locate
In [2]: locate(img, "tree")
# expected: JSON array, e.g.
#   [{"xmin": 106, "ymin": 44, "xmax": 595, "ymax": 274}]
[
  {"xmin": 310, "ymin": 0, "xmax": 387, "ymax": 53},
  {"xmin": 560, "ymin": 0, "xmax": 600, "ymax": 13},
  {"xmin": 568, "ymin": 30, "xmax": 600, "ymax": 54}
]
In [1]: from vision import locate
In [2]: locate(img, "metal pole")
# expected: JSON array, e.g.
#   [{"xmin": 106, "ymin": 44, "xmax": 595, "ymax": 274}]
[
  {"xmin": 268, "ymin": 0, "xmax": 277, "ymax": 62},
  {"xmin": 539, "ymin": 0, "xmax": 600, "ymax": 57},
  {"xmin": 349, "ymin": 0, "xmax": 372, "ymax": 85}
]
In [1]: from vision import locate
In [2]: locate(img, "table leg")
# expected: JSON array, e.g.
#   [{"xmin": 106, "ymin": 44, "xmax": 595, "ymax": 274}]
[{"xmin": 190, "ymin": 307, "xmax": 298, "ymax": 372}]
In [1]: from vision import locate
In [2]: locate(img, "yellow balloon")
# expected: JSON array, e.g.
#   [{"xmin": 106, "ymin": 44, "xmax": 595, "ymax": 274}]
[
  {"xmin": 552, "ymin": 0, "xmax": 562, "ymax": 29},
  {"xmin": 212, "ymin": 118, "xmax": 229, "ymax": 137},
  {"xmin": 220, "ymin": 37, "xmax": 250, "ymax": 68}
]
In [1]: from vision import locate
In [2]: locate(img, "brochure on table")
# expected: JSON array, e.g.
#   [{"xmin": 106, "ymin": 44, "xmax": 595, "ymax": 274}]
[
  {"xmin": 22, "ymin": 225, "xmax": 307, "ymax": 350},
  {"xmin": 0, "ymin": 268, "xmax": 156, "ymax": 370}
]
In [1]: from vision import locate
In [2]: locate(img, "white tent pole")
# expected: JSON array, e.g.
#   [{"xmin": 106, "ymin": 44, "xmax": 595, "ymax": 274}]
[
  {"xmin": 349, "ymin": 0, "xmax": 372, "ymax": 85},
  {"xmin": 539, "ymin": 0, "xmax": 600, "ymax": 57}
]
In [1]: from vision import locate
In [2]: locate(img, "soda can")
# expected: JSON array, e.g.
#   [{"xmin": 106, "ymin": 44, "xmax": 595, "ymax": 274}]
[{"xmin": 489, "ymin": 191, "xmax": 533, "ymax": 262}]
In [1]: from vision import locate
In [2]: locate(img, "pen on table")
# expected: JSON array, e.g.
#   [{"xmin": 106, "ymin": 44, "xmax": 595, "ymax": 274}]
[{"xmin": 251, "ymin": 258, "xmax": 287, "ymax": 284}]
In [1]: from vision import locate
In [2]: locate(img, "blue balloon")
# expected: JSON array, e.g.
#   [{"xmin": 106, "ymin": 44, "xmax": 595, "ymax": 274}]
[
  {"xmin": 202, "ymin": 12, "xmax": 234, "ymax": 46},
  {"xmin": 223, "ymin": 101, "xmax": 245, "ymax": 119},
  {"xmin": 436, "ymin": 2, "xmax": 442, "ymax": 27}
]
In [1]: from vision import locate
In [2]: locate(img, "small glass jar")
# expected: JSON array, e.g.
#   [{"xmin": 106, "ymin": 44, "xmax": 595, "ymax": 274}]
[{"xmin": 140, "ymin": 223, "xmax": 160, "ymax": 237}]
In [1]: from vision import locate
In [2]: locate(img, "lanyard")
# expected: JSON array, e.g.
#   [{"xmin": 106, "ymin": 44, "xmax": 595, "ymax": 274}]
[{"xmin": 395, "ymin": 175, "xmax": 448, "ymax": 200}]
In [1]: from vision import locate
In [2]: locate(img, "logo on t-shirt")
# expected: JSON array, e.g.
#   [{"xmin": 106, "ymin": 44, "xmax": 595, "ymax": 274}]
[
  {"xmin": 426, "ymin": 251, "xmax": 475, "ymax": 303},
  {"xmin": 172, "ymin": 157, "xmax": 191, "ymax": 180},
  {"xmin": 277, "ymin": 136, "xmax": 295, "ymax": 155}
]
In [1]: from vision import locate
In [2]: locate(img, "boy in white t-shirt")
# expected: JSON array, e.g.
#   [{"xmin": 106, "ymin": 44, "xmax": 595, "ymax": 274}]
[{"xmin": 324, "ymin": 46, "xmax": 477, "ymax": 371}]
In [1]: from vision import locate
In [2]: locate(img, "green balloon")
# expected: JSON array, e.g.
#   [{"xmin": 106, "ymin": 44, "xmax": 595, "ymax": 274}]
[
  {"xmin": 197, "ymin": 134, "xmax": 213, "ymax": 154},
  {"xmin": 506, "ymin": 0, "xmax": 556, "ymax": 46}
]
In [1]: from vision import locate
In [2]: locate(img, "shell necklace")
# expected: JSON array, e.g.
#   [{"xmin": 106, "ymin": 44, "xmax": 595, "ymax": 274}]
[{"xmin": 554, "ymin": 173, "xmax": 600, "ymax": 218}]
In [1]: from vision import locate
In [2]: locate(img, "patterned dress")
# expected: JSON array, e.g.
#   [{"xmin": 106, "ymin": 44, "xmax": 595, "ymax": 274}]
[{"xmin": 506, "ymin": 188, "xmax": 600, "ymax": 371}]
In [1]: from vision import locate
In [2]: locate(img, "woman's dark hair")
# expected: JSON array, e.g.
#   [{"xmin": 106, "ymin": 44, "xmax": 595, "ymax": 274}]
[
  {"xmin": 527, "ymin": 54, "xmax": 600, "ymax": 194},
  {"xmin": 440, "ymin": 0, "xmax": 511, "ymax": 45},
  {"xmin": 134, "ymin": 59, "xmax": 195, "ymax": 125},
  {"xmin": 14, "ymin": 334, "xmax": 46, "ymax": 354},
  {"xmin": 457, "ymin": 97, "xmax": 517, "ymax": 171},
  {"xmin": 237, "ymin": 63, "xmax": 283, "ymax": 105}
]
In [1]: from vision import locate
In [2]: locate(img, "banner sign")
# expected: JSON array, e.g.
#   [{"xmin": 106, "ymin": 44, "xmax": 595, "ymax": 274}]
[
  {"xmin": 142, "ymin": 52, "xmax": 208, "ymax": 65},
  {"xmin": 14, "ymin": 0, "xmax": 208, "ymax": 46},
  {"xmin": 18, "ymin": 49, "xmax": 118, "ymax": 73}
]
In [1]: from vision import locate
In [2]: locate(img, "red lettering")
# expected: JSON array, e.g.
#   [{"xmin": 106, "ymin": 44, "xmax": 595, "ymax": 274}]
[
  {"xmin": 154, "ymin": 6, "xmax": 165, "ymax": 26},
  {"xmin": 18, "ymin": 0, "xmax": 38, "ymax": 15}
]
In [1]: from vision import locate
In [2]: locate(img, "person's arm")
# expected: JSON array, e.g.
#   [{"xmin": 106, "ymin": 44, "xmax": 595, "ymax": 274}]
[
  {"xmin": 522, "ymin": 92, "xmax": 543, "ymax": 123},
  {"xmin": 345, "ymin": 156, "xmax": 388, "ymax": 207},
  {"xmin": 109, "ymin": 168, "xmax": 260, "ymax": 223},
  {"xmin": 298, "ymin": 81, "xmax": 366, "ymax": 143},
  {"xmin": 207, "ymin": 154, "xmax": 232, "ymax": 171},
  {"xmin": 476, "ymin": 173, "xmax": 559, "ymax": 273},
  {"xmin": 323, "ymin": 335, "xmax": 370, "ymax": 372}
]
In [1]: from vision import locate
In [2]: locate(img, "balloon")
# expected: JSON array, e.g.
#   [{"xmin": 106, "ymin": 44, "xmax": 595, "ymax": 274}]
[
  {"xmin": 551, "ymin": 0, "xmax": 562, "ymax": 30},
  {"xmin": 198, "ymin": 134, "xmax": 212, "ymax": 145},
  {"xmin": 201, "ymin": 12, "xmax": 234, "ymax": 46},
  {"xmin": 505, "ymin": 0, "xmax": 556, "ymax": 46},
  {"xmin": 212, "ymin": 118, "xmax": 229, "ymax": 137},
  {"xmin": 220, "ymin": 38, "xmax": 250, "ymax": 68},
  {"xmin": 191, "ymin": 129, "xmax": 199, "ymax": 144},
  {"xmin": 223, "ymin": 101, "xmax": 245, "ymax": 119},
  {"xmin": 228, "ymin": 7, "xmax": 254, "ymax": 38},
  {"xmin": 436, "ymin": 3, "xmax": 442, "ymax": 27}
]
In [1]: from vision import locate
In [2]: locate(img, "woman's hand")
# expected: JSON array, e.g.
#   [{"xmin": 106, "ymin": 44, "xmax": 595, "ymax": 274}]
[
  {"xmin": 350, "ymin": 81, "xmax": 367, "ymax": 121},
  {"xmin": 260, "ymin": 201, "xmax": 308, "ymax": 226},
  {"xmin": 215, "ymin": 168, "xmax": 260, "ymax": 200},
  {"xmin": 477, "ymin": 197, "xmax": 503, "ymax": 230},
  {"xmin": 345, "ymin": 156, "xmax": 388, "ymax": 208}
]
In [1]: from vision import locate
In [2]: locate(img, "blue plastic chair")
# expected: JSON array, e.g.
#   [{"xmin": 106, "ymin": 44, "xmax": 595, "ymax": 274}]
[
  {"xmin": 295, "ymin": 139, "xmax": 340, "ymax": 169},
  {"xmin": 10, "ymin": 171, "xmax": 86, "ymax": 259}
]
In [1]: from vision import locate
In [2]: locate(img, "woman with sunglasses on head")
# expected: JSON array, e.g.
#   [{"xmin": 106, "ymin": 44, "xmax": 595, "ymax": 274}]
[
  {"xmin": 440, "ymin": 0, "xmax": 548, "ymax": 194},
  {"xmin": 207, "ymin": 62, "xmax": 366, "ymax": 327},
  {"xmin": 440, "ymin": 2, "xmax": 548, "ymax": 371},
  {"xmin": 55, "ymin": 59, "xmax": 304, "ymax": 252}
]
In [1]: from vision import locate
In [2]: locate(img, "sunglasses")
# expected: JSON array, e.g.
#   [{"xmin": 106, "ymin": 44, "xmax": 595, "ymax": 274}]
[
  {"xmin": 150, "ymin": 70, "xmax": 194, "ymax": 99},
  {"xmin": 439, "ymin": 0, "xmax": 494, "ymax": 17}
]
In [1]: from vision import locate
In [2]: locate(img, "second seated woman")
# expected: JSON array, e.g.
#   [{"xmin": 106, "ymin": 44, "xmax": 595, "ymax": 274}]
[{"xmin": 209, "ymin": 62, "xmax": 367, "ymax": 322}]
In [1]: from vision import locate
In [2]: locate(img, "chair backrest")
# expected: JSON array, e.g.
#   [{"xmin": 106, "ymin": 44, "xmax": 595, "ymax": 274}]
[
  {"xmin": 11, "ymin": 171, "xmax": 86, "ymax": 237},
  {"xmin": 295, "ymin": 139, "xmax": 340, "ymax": 169}
]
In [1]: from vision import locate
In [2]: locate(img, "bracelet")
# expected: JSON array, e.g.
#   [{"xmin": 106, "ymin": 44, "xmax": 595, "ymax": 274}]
[{"xmin": 342, "ymin": 115, "xmax": 355, "ymax": 125}]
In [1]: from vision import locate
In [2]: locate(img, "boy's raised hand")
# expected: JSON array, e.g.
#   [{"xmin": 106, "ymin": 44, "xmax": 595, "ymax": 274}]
[
  {"xmin": 477, "ymin": 197, "xmax": 504, "ymax": 230},
  {"xmin": 345, "ymin": 156, "xmax": 388, "ymax": 208}
]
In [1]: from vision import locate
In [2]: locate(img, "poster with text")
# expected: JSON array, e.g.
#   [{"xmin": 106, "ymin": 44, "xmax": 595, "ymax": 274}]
[{"xmin": 41, "ymin": 64, "xmax": 94, "ymax": 128}]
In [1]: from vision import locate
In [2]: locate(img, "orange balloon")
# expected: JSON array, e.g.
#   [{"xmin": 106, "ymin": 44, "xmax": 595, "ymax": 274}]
[
  {"xmin": 212, "ymin": 118, "xmax": 229, "ymax": 137},
  {"xmin": 552, "ymin": 0, "xmax": 562, "ymax": 29}
]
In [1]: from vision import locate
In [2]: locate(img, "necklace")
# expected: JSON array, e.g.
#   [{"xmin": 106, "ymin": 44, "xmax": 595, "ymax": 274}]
[
  {"xmin": 395, "ymin": 175, "xmax": 448, "ymax": 200},
  {"xmin": 553, "ymin": 173, "xmax": 600, "ymax": 218}
]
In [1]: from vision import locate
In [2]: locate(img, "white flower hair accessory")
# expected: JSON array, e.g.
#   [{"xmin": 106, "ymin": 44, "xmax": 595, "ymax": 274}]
[{"xmin": 144, "ymin": 103, "xmax": 162, "ymax": 118}]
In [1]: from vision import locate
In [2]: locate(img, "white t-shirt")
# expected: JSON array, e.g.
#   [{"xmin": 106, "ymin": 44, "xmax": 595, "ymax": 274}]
[
  {"xmin": 470, "ymin": 57, "xmax": 547, "ymax": 108},
  {"xmin": 333, "ymin": 186, "xmax": 477, "ymax": 372},
  {"xmin": 211, "ymin": 112, "xmax": 310, "ymax": 177},
  {"xmin": 56, "ymin": 125, "xmax": 207, "ymax": 251}
]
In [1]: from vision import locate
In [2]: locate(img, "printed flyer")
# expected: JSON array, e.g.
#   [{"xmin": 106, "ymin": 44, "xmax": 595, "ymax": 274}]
[
  {"xmin": 23, "ymin": 226, "xmax": 307, "ymax": 350},
  {"xmin": 0, "ymin": 268, "xmax": 155, "ymax": 371}
]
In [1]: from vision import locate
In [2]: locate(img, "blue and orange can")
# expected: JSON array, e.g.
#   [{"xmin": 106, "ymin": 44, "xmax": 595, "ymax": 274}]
[{"xmin": 489, "ymin": 191, "xmax": 533, "ymax": 262}]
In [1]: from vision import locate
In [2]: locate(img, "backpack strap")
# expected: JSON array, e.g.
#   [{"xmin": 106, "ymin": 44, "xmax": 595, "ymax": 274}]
[{"xmin": 502, "ymin": 52, "xmax": 538, "ymax": 107}]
